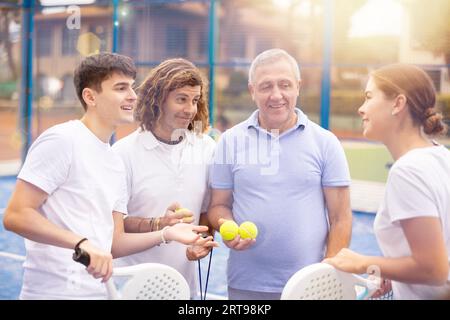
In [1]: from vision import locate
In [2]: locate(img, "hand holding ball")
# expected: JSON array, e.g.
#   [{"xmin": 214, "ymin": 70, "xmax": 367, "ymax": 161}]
[
  {"xmin": 238, "ymin": 221, "xmax": 258, "ymax": 240},
  {"xmin": 219, "ymin": 220, "xmax": 258, "ymax": 241},
  {"xmin": 219, "ymin": 220, "xmax": 239, "ymax": 241},
  {"xmin": 175, "ymin": 208, "xmax": 194, "ymax": 223}
]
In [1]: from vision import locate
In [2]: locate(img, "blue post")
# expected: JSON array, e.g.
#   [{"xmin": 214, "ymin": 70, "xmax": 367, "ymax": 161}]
[
  {"xmin": 320, "ymin": 0, "xmax": 332, "ymax": 130},
  {"xmin": 20, "ymin": 0, "xmax": 35, "ymax": 162},
  {"xmin": 112, "ymin": 0, "xmax": 119, "ymax": 53},
  {"xmin": 207, "ymin": 0, "xmax": 217, "ymax": 127},
  {"xmin": 110, "ymin": 0, "xmax": 119, "ymax": 144}
]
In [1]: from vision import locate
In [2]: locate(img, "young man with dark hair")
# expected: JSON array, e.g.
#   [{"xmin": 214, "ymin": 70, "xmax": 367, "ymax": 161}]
[{"xmin": 3, "ymin": 53, "xmax": 207, "ymax": 299}]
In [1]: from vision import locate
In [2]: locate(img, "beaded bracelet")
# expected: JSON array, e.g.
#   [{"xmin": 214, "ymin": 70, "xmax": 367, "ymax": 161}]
[{"xmin": 160, "ymin": 226, "xmax": 171, "ymax": 244}]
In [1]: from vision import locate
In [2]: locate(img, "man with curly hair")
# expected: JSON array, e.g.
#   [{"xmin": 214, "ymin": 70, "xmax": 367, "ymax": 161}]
[{"xmin": 112, "ymin": 58, "xmax": 218, "ymax": 299}]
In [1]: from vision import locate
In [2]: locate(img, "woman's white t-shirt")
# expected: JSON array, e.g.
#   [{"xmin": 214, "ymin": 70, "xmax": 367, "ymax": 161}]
[
  {"xmin": 374, "ymin": 145, "xmax": 450, "ymax": 299},
  {"xmin": 17, "ymin": 120, "xmax": 128, "ymax": 299}
]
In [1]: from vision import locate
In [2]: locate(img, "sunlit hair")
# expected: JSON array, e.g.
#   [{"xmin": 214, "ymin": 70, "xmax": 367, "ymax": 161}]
[
  {"xmin": 73, "ymin": 52, "xmax": 136, "ymax": 111},
  {"xmin": 248, "ymin": 48, "xmax": 301, "ymax": 85},
  {"xmin": 371, "ymin": 63, "xmax": 447, "ymax": 136},
  {"xmin": 134, "ymin": 58, "xmax": 209, "ymax": 133}
]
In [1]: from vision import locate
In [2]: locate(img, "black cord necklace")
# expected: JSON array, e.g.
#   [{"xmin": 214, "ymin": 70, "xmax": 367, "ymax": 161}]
[{"xmin": 152, "ymin": 132, "xmax": 184, "ymax": 145}]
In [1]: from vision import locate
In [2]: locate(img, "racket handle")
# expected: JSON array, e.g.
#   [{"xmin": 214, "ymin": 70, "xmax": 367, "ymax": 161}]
[{"xmin": 72, "ymin": 247, "xmax": 91, "ymax": 267}]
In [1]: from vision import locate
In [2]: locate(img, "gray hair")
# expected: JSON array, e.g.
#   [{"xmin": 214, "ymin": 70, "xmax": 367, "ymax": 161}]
[{"xmin": 248, "ymin": 48, "xmax": 301, "ymax": 85}]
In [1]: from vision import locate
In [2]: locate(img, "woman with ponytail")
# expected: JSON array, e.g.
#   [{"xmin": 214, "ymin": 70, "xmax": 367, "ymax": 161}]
[{"xmin": 324, "ymin": 64, "xmax": 450, "ymax": 299}]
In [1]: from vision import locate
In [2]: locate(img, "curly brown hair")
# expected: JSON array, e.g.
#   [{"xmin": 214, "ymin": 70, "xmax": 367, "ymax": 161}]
[{"xmin": 134, "ymin": 58, "xmax": 209, "ymax": 133}]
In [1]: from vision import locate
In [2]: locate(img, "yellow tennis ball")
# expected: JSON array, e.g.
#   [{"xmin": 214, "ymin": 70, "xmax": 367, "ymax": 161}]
[
  {"xmin": 175, "ymin": 208, "xmax": 193, "ymax": 223},
  {"xmin": 219, "ymin": 220, "xmax": 239, "ymax": 241},
  {"xmin": 239, "ymin": 221, "xmax": 258, "ymax": 240}
]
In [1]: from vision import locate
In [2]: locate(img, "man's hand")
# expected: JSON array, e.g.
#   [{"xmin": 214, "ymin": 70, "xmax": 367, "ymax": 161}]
[
  {"xmin": 79, "ymin": 240, "xmax": 113, "ymax": 283},
  {"xmin": 218, "ymin": 218, "xmax": 255, "ymax": 251},
  {"xmin": 161, "ymin": 203, "xmax": 194, "ymax": 227}
]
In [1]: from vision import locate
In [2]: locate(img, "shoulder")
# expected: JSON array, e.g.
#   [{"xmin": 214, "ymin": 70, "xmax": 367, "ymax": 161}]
[
  {"xmin": 190, "ymin": 130, "xmax": 217, "ymax": 147},
  {"xmin": 45, "ymin": 120, "xmax": 79, "ymax": 137},
  {"xmin": 305, "ymin": 120, "xmax": 337, "ymax": 139},
  {"xmin": 19, "ymin": 122, "xmax": 77, "ymax": 189},
  {"xmin": 392, "ymin": 146, "xmax": 450, "ymax": 177},
  {"xmin": 303, "ymin": 120, "xmax": 342, "ymax": 153},
  {"xmin": 200, "ymin": 132, "xmax": 217, "ymax": 154},
  {"xmin": 187, "ymin": 132, "xmax": 217, "ymax": 161},
  {"xmin": 219, "ymin": 120, "xmax": 249, "ymax": 142},
  {"xmin": 32, "ymin": 121, "xmax": 78, "ymax": 148},
  {"xmin": 112, "ymin": 129, "xmax": 140, "ymax": 154}
]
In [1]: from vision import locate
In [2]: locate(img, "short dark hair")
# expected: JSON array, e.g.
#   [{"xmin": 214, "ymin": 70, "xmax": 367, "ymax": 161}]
[{"xmin": 73, "ymin": 52, "xmax": 137, "ymax": 110}]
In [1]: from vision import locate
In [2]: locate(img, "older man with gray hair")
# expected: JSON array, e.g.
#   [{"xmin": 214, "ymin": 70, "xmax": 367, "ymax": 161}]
[{"xmin": 208, "ymin": 48, "xmax": 352, "ymax": 300}]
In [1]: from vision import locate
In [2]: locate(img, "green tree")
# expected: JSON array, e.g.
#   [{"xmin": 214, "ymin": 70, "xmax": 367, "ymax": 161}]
[{"xmin": 403, "ymin": 0, "xmax": 450, "ymax": 72}]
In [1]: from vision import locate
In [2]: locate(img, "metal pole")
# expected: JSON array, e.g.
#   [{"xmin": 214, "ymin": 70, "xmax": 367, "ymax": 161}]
[
  {"xmin": 207, "ymin": 0, "xmax": 217, "ymax": 127},
  {"xmin": 320, "ymin": 0, "xmax": 332, "ymax": 130},
  {"xmin": 112, "ymin": 0, "xmax": 119, "ymax": 53},
  {"xmin": 20, "ymin": 0, "xmax": 35, "ymax": 162},
  {"xmin": 110, "ymin": 0, "xmax": 119, "ymax": 144}
]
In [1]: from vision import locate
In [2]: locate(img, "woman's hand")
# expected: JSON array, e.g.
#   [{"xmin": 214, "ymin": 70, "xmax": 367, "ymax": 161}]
[
  {"xmin": 164, "ymin": 223, "xmax": 208, "ymax": 245},
  {"xmin": 371, "ymin": 278, "xmax": 392, "ymax": 298},
  {"xmin": 186, "ymin": 235, "xmax": 219, "ymax": 261},
  {"xmin": 322, "ymin": 248, "xmax": 368, "ymax": 274}
]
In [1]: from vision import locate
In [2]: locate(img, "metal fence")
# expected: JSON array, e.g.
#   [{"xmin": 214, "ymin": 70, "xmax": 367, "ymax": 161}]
[{"xmin": 0, "ymin": 0, "xmax": 449, "ymax": 174}]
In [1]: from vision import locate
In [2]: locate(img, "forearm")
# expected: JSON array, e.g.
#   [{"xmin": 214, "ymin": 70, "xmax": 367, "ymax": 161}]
[
  {"xmin": 207, "ymin": 204, "xmax": 233, "ymax": 231},
  {"xmin": 124, "ymin": 215, "xmax": 181, "ymax": 233},
  {"xmin": 4, "ymin": 207, "xmax": 82, "ymax": 250},
  {"xmin": 199, "ymin": 212, "xmax": 214, "ymax": 236},
  {"xmin": 112, "ymin": 230, "xmax": 164, "ymax": 258},
  {"xmin": 362, "ymin": 255, "xmax": 448, "ymax": 285},
  {"xmin": 124, "ymin": 216, "xmax": 153, "ymax": 233},
  {"xmin": 325, "ymin": 215, "xmax": 352, "ymax": 258},
  {"xmin": 323, "ymin": 186, "xmax": 352, "ymax": 258}
]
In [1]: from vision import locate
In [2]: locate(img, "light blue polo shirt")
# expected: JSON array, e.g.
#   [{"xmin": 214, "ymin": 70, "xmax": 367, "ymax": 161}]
[{"xmin": 210, "ymin": 108, "xmax": 351, "ymax": 293}]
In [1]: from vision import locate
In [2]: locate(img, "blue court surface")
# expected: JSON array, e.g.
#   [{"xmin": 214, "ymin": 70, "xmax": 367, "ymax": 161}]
[{"xmin": 0, "ymin": 176, "xmax": 381, "ymax": 300}]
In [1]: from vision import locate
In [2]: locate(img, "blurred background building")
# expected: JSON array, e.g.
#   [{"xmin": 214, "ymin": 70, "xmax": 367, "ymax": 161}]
[{"xmin": 0, "ymin": 0, "xmax": 449, "ymax": 174}]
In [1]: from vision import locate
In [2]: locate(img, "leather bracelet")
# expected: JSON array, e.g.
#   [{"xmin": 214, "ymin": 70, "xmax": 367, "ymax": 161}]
[
  {"xmin": 149, "ymin": 217, "xmax": 154, "ymax": 232},
  {"xmin": 74, "ymin": 237, "xmax": 88, "ymax": 250}
]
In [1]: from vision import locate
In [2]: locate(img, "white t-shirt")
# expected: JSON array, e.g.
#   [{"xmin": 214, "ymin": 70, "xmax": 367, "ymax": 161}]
[
  {"xmin": 112, "ymin": 129, "xmax": 216, "ymax": 297},
  {"xmin": 374, "ymin": 145, "xmax": 450, "ymax": 299},
  {"xmin": 17, "ymin": 120, "xmax": 128, "ymax": 299}
]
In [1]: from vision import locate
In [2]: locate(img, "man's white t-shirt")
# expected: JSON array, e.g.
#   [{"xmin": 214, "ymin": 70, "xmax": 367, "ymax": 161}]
[
  {"xmin": 374, "ymin": 145, "xmax": 450, "ymax": 299},
  {"xmin": 112, "ymin": 129, "xmax": 216, "ymax": 297},
  {"xmin": 17, "ymin": 120, "xmax": 128, "ymax": 299}
]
